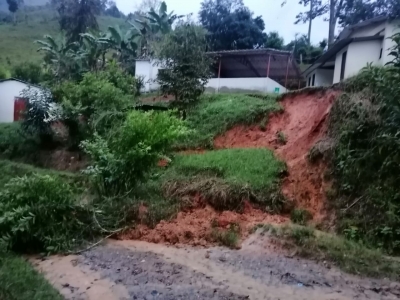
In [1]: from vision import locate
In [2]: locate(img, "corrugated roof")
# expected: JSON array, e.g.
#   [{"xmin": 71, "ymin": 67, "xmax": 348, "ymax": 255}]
[{"xmin": 206, "ymin": 48, "xmax": 293, "ymax": 56}]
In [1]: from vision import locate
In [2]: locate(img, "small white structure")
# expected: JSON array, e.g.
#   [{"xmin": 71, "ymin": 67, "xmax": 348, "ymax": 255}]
[
  {"xmin": 0, "ymin": 78, "xmax": 43, "ymax": 123},
  {"xmin": 304, "ymin": 16, "xmax": 400, "ymax": 87},
  {"xmin": 135, "ymin": 49, "xmax": 302, "ymax": 94}
]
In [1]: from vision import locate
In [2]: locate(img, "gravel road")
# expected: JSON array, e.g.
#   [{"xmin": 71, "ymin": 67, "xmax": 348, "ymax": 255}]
[{"xmin": 33, "ymin": 231, "xmax": 400, "ymax": 300}]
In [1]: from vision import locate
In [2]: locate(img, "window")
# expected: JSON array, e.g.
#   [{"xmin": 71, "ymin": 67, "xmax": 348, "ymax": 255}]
[
  {"xmin": 340, "ymin": 51, "xmax": 347, "ymax": 81},
  {"xmin": 308, "ymin": 76, "xmax": 311, "ymax": 87},
  {"xmin": 312, "ymin": 73, "xmax": 316, "ymax": 86},
  {"xmin": 380, "ymin": 48, "xmax": 383, "ymax": 59}
]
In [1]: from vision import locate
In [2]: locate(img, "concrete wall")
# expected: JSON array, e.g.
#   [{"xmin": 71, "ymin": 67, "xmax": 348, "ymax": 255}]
[
  {"xmin": 206, "ymin": 77, "xmax": 287, "ymax": 94},
  {"xmin": 333, "ymin": 45, "xmax": 349, "ymax": 84},
  {"xmin": 0, "ymin": 81, "xmax": 41, "ymax": 123},
  {"xmin": 306, "ymin": 69, "xmax": 334, "ymax": 87},
  {"xmin": 135, "ymin": 60, "xmax": 160, "ymax": 92},
  {"xmin": 383, "ymin": 20, "xmax": 400, "ymax": 65}
]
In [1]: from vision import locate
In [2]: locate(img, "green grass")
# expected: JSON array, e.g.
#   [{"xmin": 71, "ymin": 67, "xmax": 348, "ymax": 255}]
[
  {"xmin": 0, "ymin": 252, "xmax": 62, "ymax": 300},
  {"xmin": 0, "ymin": 7, "xmax": 127, "ymax": 68},
  {"xmin": 177, "ymin": 93, "xmax": 281, "ymax": 149},
  {"xmin": 169, "ymin": 149, "xmax": 284, "ymax": 190},
  {"xmin": 262, "ymin": 224, "xmax": 400, "ymax": 280},
  {"xmin": 158, "ymin": 148, "xmax": 287, "ymax": 212},
  {"xmin": 0, "ymin": 159, "xmax": 80, "ymax": 188}
]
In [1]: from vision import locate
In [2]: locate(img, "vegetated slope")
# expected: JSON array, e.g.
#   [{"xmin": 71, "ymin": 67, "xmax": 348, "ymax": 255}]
[
  {"xmin": 215, "ymin": 89, "xmax": 340, "ymax": 221},
  {"xmin": 0, "ymin": 7, "xmax": 127, "ymax": 68}
]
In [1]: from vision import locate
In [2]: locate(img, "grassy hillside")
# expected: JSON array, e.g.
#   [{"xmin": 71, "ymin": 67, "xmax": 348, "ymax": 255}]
[{"xmin": 0, "ymin": 6, "xmax": 127, "ymax": 68}]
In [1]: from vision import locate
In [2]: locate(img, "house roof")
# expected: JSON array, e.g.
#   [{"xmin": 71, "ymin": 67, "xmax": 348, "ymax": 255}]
[
  {"xmin": 207, "ymin": 48, "xmax": 302, "ymax": 82},
  {"xmin": 336, "ymin": 16, "xmax": 388, "ymax": 41},
  {"xmin": 0, "ymin": 78, "xmax": 43, "ymax": 89}
]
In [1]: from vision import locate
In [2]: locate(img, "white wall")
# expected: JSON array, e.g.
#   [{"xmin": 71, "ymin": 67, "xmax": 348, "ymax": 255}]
[
  {"xmin": 135, "ymin": 60, "xmax": 160, "ymax": 92},
  {"xmin": 383, "ymin": 20, "xmax": 400, "ymax": 65},
  {"xmin": 306, "ymin": 69, "xmax": 334, "ymax": 87},
  {"xmin": 0, "ymin": 81, "xmax": 41, "ymax": 123},
  {"xmin": 206, "ymin": 77, "xmax": 287, "ymax": 94},
  {"xmin": 333, "ymin": 46, "xmax": 349, "ymax": 84}
]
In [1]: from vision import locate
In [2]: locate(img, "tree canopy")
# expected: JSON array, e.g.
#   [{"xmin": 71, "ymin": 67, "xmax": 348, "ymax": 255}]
[{"xmin": 199, "ymin": 0, "xmax": 266, "ymax": 51}]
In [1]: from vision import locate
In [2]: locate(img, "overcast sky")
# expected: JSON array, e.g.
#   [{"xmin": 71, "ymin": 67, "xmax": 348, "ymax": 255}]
[{"xmin": 114, "ymin": 0, "xmax": 330, "ymax": 44}]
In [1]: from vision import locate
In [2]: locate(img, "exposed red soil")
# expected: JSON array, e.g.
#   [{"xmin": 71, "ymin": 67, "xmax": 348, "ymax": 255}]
[
  {"xmin": 215, "ymin": 90, "xmax": 340, "ymax": 221},
  {"xmin": 119, "ymin": 200, "xmax": 288, "ymax": 247}
]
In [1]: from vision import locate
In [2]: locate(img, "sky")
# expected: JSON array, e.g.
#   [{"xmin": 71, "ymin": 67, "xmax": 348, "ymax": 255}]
[{"xmin": 114, "ymin": 0, "xmax": 330, "ymax": 45}]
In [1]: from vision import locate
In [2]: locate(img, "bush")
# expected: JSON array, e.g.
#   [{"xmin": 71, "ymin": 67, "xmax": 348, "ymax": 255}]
[
  {"xmin": 82, "ymin": 110, "xmax": 187, "ymax": 195},
  {"xmin": 328, "ymin": 64, "xmax": 400, "ymax": 253},
  {"xmin": 0, "ymin": 123, "xmax": 39, "ymax": 160},
  {"xmin": 0, "ymin": 65, "xmax": 9, "ymax": 79},
  {"xmin": 12, "ymin": 62, "xmax": 43, "ymax": 84},
  {"xmin": 0, "ymin": 174, "xmax": 94, "ymax": 253}
]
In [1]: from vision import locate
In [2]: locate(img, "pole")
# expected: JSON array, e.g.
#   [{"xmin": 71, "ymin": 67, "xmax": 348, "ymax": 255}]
[
  {"xmin": 285, "ymin": 55, "xmax": 290, "ymax": 89},
  {"xmin": 217, "ymin": 58, "xmax": 222, "ymax": 93},
  {"xmin": 266, "ymin": 54, "xmax": 271, "ymax": 78}
]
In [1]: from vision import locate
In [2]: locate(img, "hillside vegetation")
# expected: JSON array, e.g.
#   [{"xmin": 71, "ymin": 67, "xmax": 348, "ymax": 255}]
[{"xmin": 0, "ymin": 6, "xmax": 127, "ymax": 68}]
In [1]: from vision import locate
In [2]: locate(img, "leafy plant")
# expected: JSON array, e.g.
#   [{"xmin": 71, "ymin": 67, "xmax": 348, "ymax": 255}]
[
  {"xmin": 12, "ymin": 62, "xmax": 43, "ymax": 84},
  {"xmin": 0, "ymin": 123, "xmax": 39, "ymax": 160},
  {"xmin": 0, "ymin": 174, "xmax": 94, "ymax": 253},
  {"xmin": 156, "ymin": 22, "xmax": 212, "ymax": 106},
  {"xmin": 82, "ymin": 110, "xmax": 187, "ymax": 195},
  {"xmin": 211, "ymin": 223, "xmax": 241, "ymax": 249}
]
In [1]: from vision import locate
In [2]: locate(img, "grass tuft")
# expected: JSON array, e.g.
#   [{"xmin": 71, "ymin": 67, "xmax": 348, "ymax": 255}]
[
  {"xmin": 290, "ymin": 208, "xmax": 313, "ymax": 225},
  {"xmin": 266, "ymin": 224, "xmax": 400, "ymax": 280},
  {"xmin": 210, "ymin": 223, "xmax": 241, "ymax": 249}
]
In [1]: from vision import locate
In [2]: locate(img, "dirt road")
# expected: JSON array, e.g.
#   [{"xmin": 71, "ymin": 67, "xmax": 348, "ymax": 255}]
[{"xmin": 33, "ymin": 231, "xmax": 400, "ymax": 300}]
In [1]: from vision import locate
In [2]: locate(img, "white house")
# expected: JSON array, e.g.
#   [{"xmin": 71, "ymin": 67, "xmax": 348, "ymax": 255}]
[
  {"xmin": 0, "ymin": 78, "xmax": 44, "ymax": 123},
  {"xmin": 135, "ymin": 49, "xmax": 303, "ymax": 94},
  {"xmin": 304, "ymin": 16, "xmax": 400, "ymax": 87}
]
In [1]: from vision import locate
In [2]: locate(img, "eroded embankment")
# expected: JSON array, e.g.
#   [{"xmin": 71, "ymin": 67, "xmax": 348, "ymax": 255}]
[
  {"xmin": 215, "ymin": 90, "xmax": 340, "ymax": 221},
  {"xmin": 121, "ymin": 89, "xmax": 339, "ymax": 245}
]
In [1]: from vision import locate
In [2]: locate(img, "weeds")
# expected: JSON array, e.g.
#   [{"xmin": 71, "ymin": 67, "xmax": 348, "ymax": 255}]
[
  {"xmin": 290, "ymin": 208, "xmax": 313, "ymax": 225},
  {"xmin": 276, "ymin": 131, "xmax": 287, "ymax": 145},
  {"xmin": 211, "ymin": 223, "xmax": 241, "ymax": 249},
  {"xmin": 267, "ymin": 224, "xmax": 400, "ymax": 280}
]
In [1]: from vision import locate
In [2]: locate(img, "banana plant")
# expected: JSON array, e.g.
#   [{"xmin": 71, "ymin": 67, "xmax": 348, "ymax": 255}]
[
  {"xmin": 79, "ymin": 32, "xmax": 111, "ymax": 71},
  {"xmin": 145, "ymin": 1, "xmax": 183, "ymax": 34},
  {"xmin": 35, "ymin": 35, "xmax": 82, "ymax": 80}
]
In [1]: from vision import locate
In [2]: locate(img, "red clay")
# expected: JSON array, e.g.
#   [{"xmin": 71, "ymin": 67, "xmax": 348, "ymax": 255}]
[
  {"xmin": 119, "ymin": 200, "xmax": 288, "ymax": 247},
  {"xmin": 215, "ymin": 90, "xmax": 340, "ymax": 221}
]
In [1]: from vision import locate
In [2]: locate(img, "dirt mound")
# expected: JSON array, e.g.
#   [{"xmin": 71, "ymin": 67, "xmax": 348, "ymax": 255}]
[
  {"xmin": 119, "ymin": 200, "xmax": 287, "ymax": 247},
  {"xmin": 215, "ymin": 90, "xmax": 340, "ymax": 221}
]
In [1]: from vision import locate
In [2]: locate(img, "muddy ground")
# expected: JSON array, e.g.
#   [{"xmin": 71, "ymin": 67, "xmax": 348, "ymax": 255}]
[{"xmin": 33, "ymin": 231, "xmax": 400, "ymax": 300}]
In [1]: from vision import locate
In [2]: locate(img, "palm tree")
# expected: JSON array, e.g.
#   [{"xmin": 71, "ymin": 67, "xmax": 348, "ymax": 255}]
[{"xmin": 35, "ymin": 35, "xmax": 82, "ymax": 80}]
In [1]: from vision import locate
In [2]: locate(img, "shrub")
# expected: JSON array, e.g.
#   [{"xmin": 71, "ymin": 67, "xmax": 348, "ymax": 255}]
[
  {"xmin": 12, "ymin": 62, "xmax": 43, "ymax": 84},
  {"xmin": 0, "ymin": 123, "xmax": 39, "ymax": 160},
  {"xmin": 0, "ymin": 174, "xmax": 94, "ymax": 253},
  {"xmin": 156, "ymin": 22, "xmax": 212, "ymax": 106},
  {"xmin": 0, "ymin": 65, "xmax": 9, "ymax": 79},
  {"xmin": 328, "ymin": 63, "xmax": 400, "ymax": 253},
  {"xmin": 210, "ymin": 223, "xmax": 241, "ymax": 249},
  {"xmin": 82, "ymin": 110, "xmax": 187, "ymax": 195}
]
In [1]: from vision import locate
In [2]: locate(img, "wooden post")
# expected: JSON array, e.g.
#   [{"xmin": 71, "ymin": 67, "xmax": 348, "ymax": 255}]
[
  {"xmin": 285, "ymin": 55, "xmax": 290, "ymax": 89},
  {"xmin": 266, "ymin": 54, "xmax": 271, "ymax": 78},
  {"xmin": 217, "ymin": 58, "xmax": 222, "ymax": 93}
]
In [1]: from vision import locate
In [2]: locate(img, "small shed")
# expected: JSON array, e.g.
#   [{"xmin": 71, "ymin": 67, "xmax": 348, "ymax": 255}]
[
  {"xmin": 207, "ymin": 49, "xmax": 302, "ymax": 93},
  {"xmin": 0, "ymin": 78, "xmax": 43, "ymax": 123},
  {"xmin": 135, "ymin": 49, "xmax": 302, "ymax": 94}
]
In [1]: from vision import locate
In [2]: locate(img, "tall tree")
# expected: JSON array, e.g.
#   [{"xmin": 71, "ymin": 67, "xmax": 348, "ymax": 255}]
[
  {"xmin": 156, "ymin": 22, "xmax": 212, "ymax": 105},
  {"xmin": 56, "ymin": 0, "xmax": 102, "ymax": 42},
  {"xmin": 282, "ymin": 0, "xmax": 320, "ymax": 44},
  {"xmin": 264, "ymin": 31, "xmax": 284, "ymax": 49},
  {"xmin": 6, "ymin": 0, "xmax": 19, "ymax": 23},
  {"xmin": 199, "ymin": 0, "xmax": 266, "ymax": 50}
]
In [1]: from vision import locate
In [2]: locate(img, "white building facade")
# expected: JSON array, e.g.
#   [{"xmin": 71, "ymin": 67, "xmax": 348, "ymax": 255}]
[
  {"xmin": 0, "ymin": 79, "xmax": 42, "ymax": 123},
  {"xmin": 304, "ymin": 17, "xmax": 400, "ymax": 87}
]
